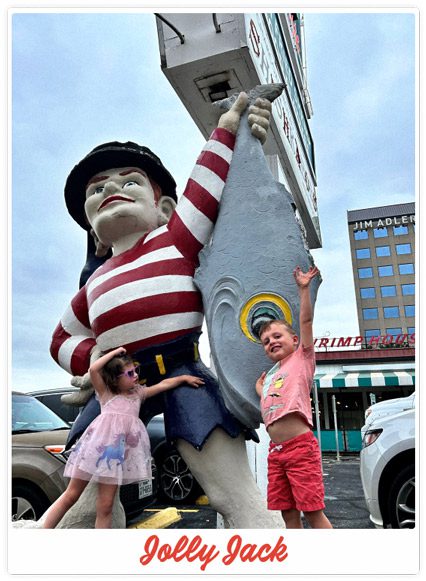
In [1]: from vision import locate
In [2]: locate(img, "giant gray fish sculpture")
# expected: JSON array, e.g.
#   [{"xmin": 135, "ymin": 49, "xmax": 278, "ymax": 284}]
[{"xmin": 194, "ymin": 83, "xmax": 321, "ymax": 429}]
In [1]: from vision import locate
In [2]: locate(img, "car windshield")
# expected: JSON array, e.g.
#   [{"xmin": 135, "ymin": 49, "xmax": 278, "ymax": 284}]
[{"xmin": 12, "ymin": 393, "xmax": 69, "ymax": 433}]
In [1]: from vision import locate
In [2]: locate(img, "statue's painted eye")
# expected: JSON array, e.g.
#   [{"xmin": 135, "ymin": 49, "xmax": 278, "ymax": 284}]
[
  {"xmin": 93, "ymin": 186, "xmax": 104, "ymax": 194},
  {"xmin": 123, "ymin": 181, "xmax": 138, "ymax": 188},
  {"xmin": 239, "ymin": 293, "xmax": 293, "ymax": 343}
]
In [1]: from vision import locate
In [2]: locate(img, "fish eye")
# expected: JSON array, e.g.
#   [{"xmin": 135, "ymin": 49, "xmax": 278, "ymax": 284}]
[{"xmin": 123, "ymin": 180, "xmax": 138, "ymax": 188}]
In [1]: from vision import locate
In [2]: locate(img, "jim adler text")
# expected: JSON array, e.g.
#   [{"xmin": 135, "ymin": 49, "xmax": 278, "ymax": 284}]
[{"xmin": 352, "ymin": 215, "xmax": 414, "ymax": 231}]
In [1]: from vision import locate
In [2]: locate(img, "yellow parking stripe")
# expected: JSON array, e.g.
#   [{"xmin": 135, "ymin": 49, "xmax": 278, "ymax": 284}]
[
  {"xmin": 128, "ymin": 507, "xmax": 182, "ymax": 529},
  {"xmin": 144, "ymin": 508, "xmax": 199, "ymax": 513}
]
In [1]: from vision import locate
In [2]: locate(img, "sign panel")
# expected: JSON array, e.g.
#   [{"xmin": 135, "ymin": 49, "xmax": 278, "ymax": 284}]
[
  {"xmin": 245, "ymin": 14, "xmax": 319, "ymax": 236},
  {"xmin": 351, "ymin": 214, "xmax": 415, "ymax": 230},
  {"xmin": 314, "ymin": 333, "xmax": 415, "ymax": 350},
  {"xmin": 156, "ymin": 12, "xmax": 321, "ymax": 246}
]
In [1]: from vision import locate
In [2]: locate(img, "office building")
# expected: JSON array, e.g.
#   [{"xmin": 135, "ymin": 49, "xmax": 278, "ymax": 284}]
[{"xmin": 347, "ymin": 202, "xmax": 415, "ymax": 346}]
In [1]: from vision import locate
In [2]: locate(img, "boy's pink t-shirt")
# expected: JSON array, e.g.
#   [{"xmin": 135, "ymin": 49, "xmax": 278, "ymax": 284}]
[{"xmin": 260, "ymin": 343, "xmax": 316, "ymax": 429}]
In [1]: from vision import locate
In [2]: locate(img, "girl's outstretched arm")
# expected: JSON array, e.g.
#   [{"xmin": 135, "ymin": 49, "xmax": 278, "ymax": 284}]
[
  {"xmin": 144, "ymin": 375, "xmax": 204, "ymax": 399},
  {"xmin": 89, "ymin": 346, "xmax": 126, "ymax": 397}
]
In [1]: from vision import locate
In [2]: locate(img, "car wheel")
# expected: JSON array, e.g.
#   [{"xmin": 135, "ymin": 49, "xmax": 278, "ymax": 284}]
[
  {"xmin": 387, "ymin": 464, "xmax": 415, "ymax": 528},
  {"xmin": 157, "ymin": 448, "xmax": 202, "ymax": 504},
  {"xmin": 12, "ymin": 483, "xmax": 50, "ymax": 522}
]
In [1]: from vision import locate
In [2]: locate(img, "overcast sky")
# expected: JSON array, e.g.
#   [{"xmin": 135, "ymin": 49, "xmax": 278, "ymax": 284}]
[{"xmin": 11, "ymin": 10, "xmax": 416, "ymax": 392}]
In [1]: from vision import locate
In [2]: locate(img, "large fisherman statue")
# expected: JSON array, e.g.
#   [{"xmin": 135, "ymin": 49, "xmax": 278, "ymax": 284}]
[
  {"xmin": 50, "ymin": 84, "xmax": 320, "ymax": 528},
  {"xmin": 51, "ymin": 89, "xmax": 282, "ymax": 528}
]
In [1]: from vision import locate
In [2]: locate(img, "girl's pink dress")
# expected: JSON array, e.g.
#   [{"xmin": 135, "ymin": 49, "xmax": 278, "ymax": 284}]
[{"xmin": 64, "ymin": 385, "xmax": 151, "ymax": 485}]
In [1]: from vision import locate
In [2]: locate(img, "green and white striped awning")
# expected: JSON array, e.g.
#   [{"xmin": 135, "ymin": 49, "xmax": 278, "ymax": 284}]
[{"xmin": 314, "ymin": 370, "xmax": 415, "ymax": 388}]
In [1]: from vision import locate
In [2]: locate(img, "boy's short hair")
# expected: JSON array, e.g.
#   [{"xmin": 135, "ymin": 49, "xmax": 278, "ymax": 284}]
[{"xmin": 258, "ymin": 319, "xmax": 298, "ymax": 340}]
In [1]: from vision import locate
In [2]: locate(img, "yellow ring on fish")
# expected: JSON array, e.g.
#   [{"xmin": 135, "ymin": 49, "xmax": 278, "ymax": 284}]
[{"xmin": 240, "ymin": 293, "xmax": 293, "ymax": 343}]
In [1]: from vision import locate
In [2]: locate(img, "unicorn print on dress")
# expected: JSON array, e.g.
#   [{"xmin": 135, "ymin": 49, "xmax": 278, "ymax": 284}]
[{"xmin": 96, "ymin": 433, "xmax": 126, "ymax": 470}]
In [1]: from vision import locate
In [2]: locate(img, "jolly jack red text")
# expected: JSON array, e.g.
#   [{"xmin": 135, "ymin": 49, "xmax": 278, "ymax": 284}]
[{"xmin": 139, "ymin": 533, "xmax": 289, "ymax": 571}]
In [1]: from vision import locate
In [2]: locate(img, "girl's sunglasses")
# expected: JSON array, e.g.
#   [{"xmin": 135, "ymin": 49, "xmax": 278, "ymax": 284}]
[{"xmin": 119, "ymin": 366, "xmax": 140, "ymax": 379}]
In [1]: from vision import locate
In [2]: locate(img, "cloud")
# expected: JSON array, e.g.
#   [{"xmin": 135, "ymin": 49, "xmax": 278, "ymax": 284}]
[{"xmin": 312, "ymin": 245, "xmax": 360, "ymax": 338}]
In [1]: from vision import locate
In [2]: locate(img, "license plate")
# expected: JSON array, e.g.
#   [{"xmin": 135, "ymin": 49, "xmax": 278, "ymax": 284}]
[{"xmin": 138, "ymin": 479, "xmax": 152, "ymax": 499}]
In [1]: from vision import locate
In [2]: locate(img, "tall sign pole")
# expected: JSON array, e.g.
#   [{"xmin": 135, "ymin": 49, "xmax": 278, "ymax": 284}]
[{"xmin": 332, "ymin": 394, "xmax": 341, "ymax": 461}]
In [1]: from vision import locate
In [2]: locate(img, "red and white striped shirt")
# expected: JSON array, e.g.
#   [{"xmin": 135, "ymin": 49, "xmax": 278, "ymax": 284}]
[{"xmin": 51, "ymin": 128, "xmax": 235, "ymax": 376}]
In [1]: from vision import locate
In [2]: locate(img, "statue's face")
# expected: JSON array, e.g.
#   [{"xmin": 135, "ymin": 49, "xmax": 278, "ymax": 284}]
[{"xmin": 84, "ymin": 167, "xmax": 160, "ymax": 244}]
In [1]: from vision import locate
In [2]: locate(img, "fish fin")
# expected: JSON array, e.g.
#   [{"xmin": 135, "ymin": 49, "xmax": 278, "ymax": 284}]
[{"xmin": 204, "ymin": 277, "xmax": 262, "ymax": 428}]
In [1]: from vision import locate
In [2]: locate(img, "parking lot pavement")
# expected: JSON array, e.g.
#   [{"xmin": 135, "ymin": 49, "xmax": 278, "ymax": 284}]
[
  {"xmin": 321, "ymin": 453, "xmax": 375, "ymax": 529},
  {"xmin": 132, "ymin": 454, "xmax": 374, "ymax": 529}
]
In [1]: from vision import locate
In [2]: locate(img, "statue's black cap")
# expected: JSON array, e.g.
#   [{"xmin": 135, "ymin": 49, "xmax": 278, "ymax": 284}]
[{"xmin": 64, "ymin": 141, "xmax": 177, "ymax": 230}]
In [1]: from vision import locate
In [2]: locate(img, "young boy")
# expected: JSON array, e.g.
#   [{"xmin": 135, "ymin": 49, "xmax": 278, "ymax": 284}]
[{"xmin": 256, "ymin": 265, "xmax": 332, "ymax": 529}]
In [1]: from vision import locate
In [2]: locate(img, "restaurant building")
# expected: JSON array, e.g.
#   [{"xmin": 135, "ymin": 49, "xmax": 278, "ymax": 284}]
[{"xmin": 312, "ymin": 339, "xmax": 415, "ymax": 452}]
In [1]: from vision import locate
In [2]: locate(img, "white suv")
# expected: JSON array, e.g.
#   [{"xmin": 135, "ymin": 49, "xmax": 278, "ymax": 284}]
[
  {"xmin": 361, "ymin": 392, "xmax": 415, "ymax": 438},
  {"xmin": 360, "ymin": 407, "xmax": 415, "ymax": 528}
]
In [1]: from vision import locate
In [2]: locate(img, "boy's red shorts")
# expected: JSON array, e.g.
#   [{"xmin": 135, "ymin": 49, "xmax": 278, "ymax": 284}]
[{"xmin": 267, "ymin": 431, "xmax": 325, "ymax": 512}]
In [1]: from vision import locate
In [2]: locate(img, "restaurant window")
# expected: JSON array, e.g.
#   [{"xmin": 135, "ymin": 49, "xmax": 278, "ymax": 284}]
[{"xmin": 333, "ymin": 392, "xmax": 365, "ymax": 431}]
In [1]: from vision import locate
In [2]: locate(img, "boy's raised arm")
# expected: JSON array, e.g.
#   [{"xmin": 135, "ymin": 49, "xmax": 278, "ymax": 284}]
[{"xmin": 294, "ymin": 266, "xmax": 320, "ymax": 348}]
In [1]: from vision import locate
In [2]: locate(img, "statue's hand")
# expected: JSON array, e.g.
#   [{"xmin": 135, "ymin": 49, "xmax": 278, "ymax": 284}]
[
  {"xmin": 61, "ymin": 346, "xmax": 103, "ymax": 407},
  {"xmin": 248, "ymin": 98, "xmax": 272, "ymax": 144},
  {"xmin": 62, "ymin": 374, "xmax": 94, "ymax": 406},
  {"xmin": 70, "ymin": 373, "xmax": 92, "ymax": 390},
  {"xmin": 217, "ymin": 92, "xmax": 249, "ymax": 134}
]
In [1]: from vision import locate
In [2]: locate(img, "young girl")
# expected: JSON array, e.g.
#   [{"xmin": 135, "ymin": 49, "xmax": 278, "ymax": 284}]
[{"xmin": 42, "ymin": 346, "xmax": 204, "ymax": 529}]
